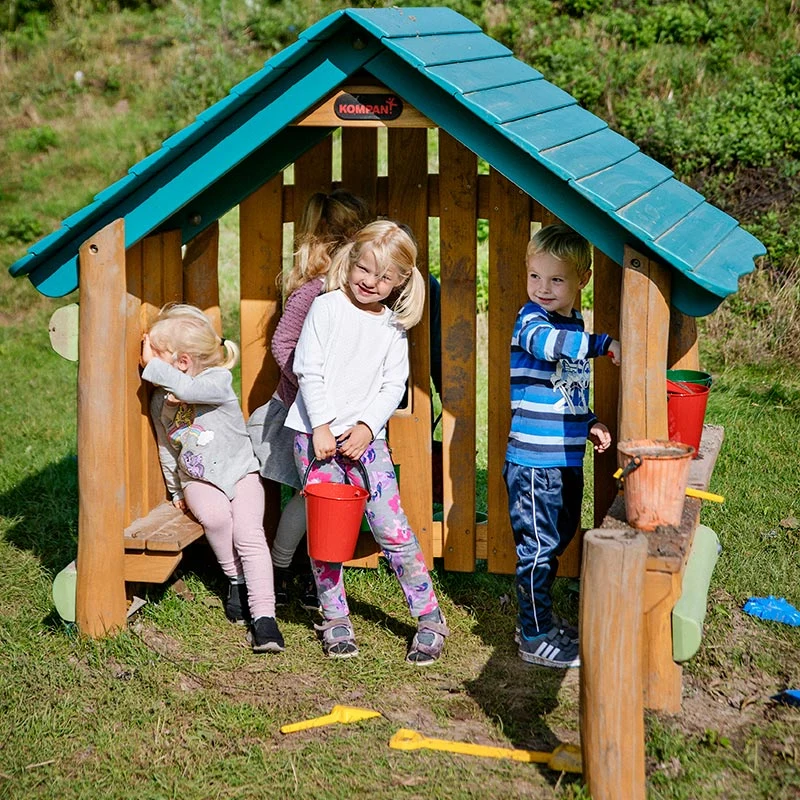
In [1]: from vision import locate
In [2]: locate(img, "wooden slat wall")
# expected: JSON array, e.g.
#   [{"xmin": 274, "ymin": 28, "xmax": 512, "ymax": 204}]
[
  {"xmin": 387, "ymin": 128, "xmax": 434, "ymax": 567},
  {"xmin": 341, "ymin": 128, "xmax": 378, "ymax": 214},
  {"xmin": 293, "ymin": 137, "xmax": 333, "ymax": 224},
  {"xmin": 486, "ymin": 170, "xmax": 530, "ymax": 574},
  {"xmin": 438, "ymin": 132, "xmax": 477, "ymax": 571}
]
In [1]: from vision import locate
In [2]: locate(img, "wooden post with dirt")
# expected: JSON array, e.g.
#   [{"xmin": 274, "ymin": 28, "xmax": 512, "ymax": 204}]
[
  {"xmin": 75, "ymin": 219, "xmax": 129, "ymax": 637},
  {"xmin": 580, "ymin": 527, "xmax": 648, "ymax": 800}
]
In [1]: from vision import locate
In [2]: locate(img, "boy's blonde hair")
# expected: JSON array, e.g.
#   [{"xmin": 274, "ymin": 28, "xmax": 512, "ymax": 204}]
[
  {"xmin": 285, "ymin": 190, "xmax": 371, "ymax": 296},
  {"xmin": 148, "ymin": 303, "xmax": 239, "ymax": 372},
  {"xmin": 327, "ymin": 219, "xmax": 425, "ymax": 330},
  {"xmin": 526, "ymin": 223, "xmax": 592, "ymax": 277}
]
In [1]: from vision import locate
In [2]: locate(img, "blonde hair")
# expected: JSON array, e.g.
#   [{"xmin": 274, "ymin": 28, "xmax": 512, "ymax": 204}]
[
  {"xmin": 327, "ymin": 220, "xmax": 425, "ymax": 330},
  {"xmin": 526, "ymin": 223, "xmax": 592, "ymax": 277},
  {"xmin": 284, "ymin": 190, "xmax": 371, "ymax": 296},
  {"xmin": 147, "ymin": 303, "xmax": 239, "ymax": 372}
]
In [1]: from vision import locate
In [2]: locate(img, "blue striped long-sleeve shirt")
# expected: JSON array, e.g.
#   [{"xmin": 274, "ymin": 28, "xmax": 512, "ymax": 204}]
[{"xmin": 506, "ymin": 301, "xmax": 612, "ymax": 468}]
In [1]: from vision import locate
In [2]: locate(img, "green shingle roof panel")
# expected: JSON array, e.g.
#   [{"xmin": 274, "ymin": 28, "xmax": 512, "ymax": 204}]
[
  {"xmin": 383, "ymin": 32, "xmax": 511, "ymax": 68},
  {"xmin": 459, "ymin": 80, "xmax": 574, "ymax": 125},
  {"xmin": 503, "ymin": 105, "xmax": 607, "ymax": 152},
  {"xmin": 425, "ymin": 57, "xmax": 542, "ymax": 96},
  {"xmin": 539, "ymin": 129, "xmax": 639, "ymax": 182},
  {"xmin": 346, "ymin": 7, "xmax": 481, "ymax": 38},
  {"xmin": 8, "ymin": 6, "xmax": 763, "ymax": 316},
  {"xmin": 617, "ymin": 180, "xmax": 705, "ymax": 239},
  {"xmin": 574, "ymin": 152, "xmax": 673, "ymax": 212}
]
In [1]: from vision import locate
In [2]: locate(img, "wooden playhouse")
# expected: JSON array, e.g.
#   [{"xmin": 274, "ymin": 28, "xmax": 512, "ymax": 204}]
[{"xmin": 11, "ymin": 6, "xmax": 763, "ymax": 775}]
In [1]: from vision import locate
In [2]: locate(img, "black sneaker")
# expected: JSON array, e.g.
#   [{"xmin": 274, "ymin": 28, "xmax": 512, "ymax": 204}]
[
  {"xmin": 225, "ymin": 582, "xmax": 251, "ymax": 625},
  {"xmin": 518, "ymin": 625, "xmax": 580, "ymax": 668},
  {"xmin": 299, "ymin": 572, "xmax": 320, "ymax": 612},
  {"xmin": 274, "ymin": 568, "xmax": 291, "ymax": 607},
  {"xmin": 250, "ymin": 616, "xmax": 285, "ymax": 653}
]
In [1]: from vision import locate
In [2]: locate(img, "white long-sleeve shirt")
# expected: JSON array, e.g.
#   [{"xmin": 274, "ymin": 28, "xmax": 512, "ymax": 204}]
[{"xmin": 284, "ymin": 289, "xmax": 408, "ymax": 440}]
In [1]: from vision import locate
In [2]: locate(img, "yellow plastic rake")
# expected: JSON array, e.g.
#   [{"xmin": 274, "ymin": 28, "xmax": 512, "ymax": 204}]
[
  {"xmin": 280, "ymin": 705, "xmax": 382, "ymax": 734},
  {"xmin": 613, "ymin": 468, "xmax": 724, "ymax": 503},
  {"xmin": 389, "ymin": 728, "xmax": 583, "ymax": 773}
]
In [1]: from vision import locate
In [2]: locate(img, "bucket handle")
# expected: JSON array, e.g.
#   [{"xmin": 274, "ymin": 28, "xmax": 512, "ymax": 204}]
[
  {"xmin": 302, "ymin": 455, "xmax": 372, "ymax": 497},
  {"xmin": 616, "ymin": 455, "xmax": 642, "ymax": 489}
]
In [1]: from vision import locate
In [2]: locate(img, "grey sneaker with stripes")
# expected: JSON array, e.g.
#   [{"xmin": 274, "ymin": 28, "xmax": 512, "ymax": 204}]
[{"xmin": 518, "ymin": 625, "xmax": 580, "ymax": 668}]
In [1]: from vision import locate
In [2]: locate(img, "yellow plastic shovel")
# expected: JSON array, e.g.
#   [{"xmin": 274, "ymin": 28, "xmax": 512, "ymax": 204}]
[
  {"xmin": 613, "ymin": 468, "xmax": 724, "ymax": 503},
  {"xmin": 389, "ymin": 728, "xmax": 582, "ymax": 773},
  {"xmin": 280, "ymin": 705, "xmax": 382, "ymax": 734}
]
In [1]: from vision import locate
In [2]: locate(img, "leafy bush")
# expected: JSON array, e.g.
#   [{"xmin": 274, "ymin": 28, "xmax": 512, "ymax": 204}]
[{"xmin": 0, "ymin": 213, "xmax": 43, "ymax": 244}]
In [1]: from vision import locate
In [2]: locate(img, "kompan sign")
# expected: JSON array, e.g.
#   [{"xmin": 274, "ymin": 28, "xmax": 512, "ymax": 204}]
[{"xmin": 334, "ymin": 93, "xmax": 404, "ymax": 121}]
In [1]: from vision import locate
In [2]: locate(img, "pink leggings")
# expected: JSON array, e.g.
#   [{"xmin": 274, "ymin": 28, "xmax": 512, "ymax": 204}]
[{"xmin": 183, "ymin": 472, "xmax": 275, "ymax": 620}]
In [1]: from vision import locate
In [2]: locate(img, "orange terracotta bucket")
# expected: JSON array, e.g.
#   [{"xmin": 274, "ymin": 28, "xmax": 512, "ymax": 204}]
[{"xmin": 617, "ymin": 439, "xmax": 695, "ymax": 531}]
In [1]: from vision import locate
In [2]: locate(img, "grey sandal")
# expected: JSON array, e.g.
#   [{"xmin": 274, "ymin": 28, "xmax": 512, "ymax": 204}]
[
  {"xmin": 406, "ymin": 617, "xmax": 449, "ymax": 666},
  {"xmin": 314, "ymin": 616, "xmax": 359, "ymax": 658}
]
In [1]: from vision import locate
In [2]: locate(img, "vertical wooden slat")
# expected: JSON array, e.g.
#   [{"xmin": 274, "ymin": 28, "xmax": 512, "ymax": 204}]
[
  {"xmin": 293, "ymin": 136, "xmax": 333, "ymax": 224},
  {"xmin": 387, "ymin": 127, "xmax": 433, "ymax": 567},
  {"xmin": 183, "ymin": 222, "xmax": 221, "ymax": 334},
  {"xmin": 124, "ymin": 242, "xmax": 145, "ymax": 526},
  {"xmin": 619, "ymin": 246, "xmax": 671, "ymax": 444},
  {"xmin": 341, "ymin": 128, "xmax": 378, "ymax": 213},
  {"xmin": 668, "ymin": 310, "xmax": 700, "ymax": 371},
  {"xmin": 487, "ymin": 171, "xmax": 530, "ymax": 574},
  {"xmin": 592, "ymin": 249, "xmax": 622, "ymax": 526},
  {"xmin": 240, "ymin": 177, "xmax": 284, "ymax": 417},
  {"xmin": 76, "ymin": 218, "xmax": 128, "ymax": 637},
  {"xmin": 141, "ymin": 232, "xmax": 183, "ymax": 510},
  {"xmin": 438, "ymin": 131, "xmax": 477, "ymax": 571}
]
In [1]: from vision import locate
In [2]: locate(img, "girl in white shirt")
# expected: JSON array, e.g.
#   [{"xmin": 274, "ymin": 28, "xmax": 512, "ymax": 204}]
[{"xmin": 286, "ymin": 220, "xmax": 448, "ymax": 665}]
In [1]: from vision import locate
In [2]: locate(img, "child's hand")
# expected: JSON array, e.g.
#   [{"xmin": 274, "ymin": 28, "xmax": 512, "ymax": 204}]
[
  {"xmin": 589, "ymin": 422, "xmax": 611, "ymax": 453},
  {"xmin": 312, "ymin": 424, "xmax": 337, "ymax": 461},
  {"xmin": 172, "ymin": 496, "xmax": 187, "ymax": 512},
  {"xmin": 141, "ymin": 333, "xmax": 154, "ymax": 367},
  {"xmin": 607, "ymin": 339, "xmax": 621, "ymax": 366},
  {"xmin": 336, "ymin": 422, "xmax": 373, "ymax": 461}
]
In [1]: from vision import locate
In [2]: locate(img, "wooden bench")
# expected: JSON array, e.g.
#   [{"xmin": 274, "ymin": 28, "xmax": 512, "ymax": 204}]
[
  {"xmin": 599, "ymin": 424, "xmax": 724, "ymax": 712},
  {"xmin": 123, "ymin": 503, "xmax": 204, "ymax": 584}
]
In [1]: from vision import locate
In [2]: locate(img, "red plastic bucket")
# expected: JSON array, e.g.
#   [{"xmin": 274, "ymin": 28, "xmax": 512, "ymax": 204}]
[
  {"xmin": 667, "ymin": 379, "xmax": 710, "ymax": 456},
  {"xmin": 302, "ymin": 458, "xmax": 371, "ymax": 562}
]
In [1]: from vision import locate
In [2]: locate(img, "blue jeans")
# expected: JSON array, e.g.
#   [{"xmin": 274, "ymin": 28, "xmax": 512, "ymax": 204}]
[{"xmin": 503, "ymin": 461, "xmax": 583, "ymax": 637}]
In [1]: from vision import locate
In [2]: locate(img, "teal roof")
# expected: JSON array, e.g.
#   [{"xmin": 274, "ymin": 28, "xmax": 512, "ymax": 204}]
[{"xmin": 8, "ymin": 6, "xmax": 764, "ymax": 316}]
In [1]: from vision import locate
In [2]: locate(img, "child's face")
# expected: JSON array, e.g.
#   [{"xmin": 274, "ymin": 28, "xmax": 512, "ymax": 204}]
[
  {"xmin": 526, "ymin": 251, "xmax": 590, "ymax": 317},
  {"xmin": 345, "ymin": 245, "xmax": 403, "ymax": 313}
]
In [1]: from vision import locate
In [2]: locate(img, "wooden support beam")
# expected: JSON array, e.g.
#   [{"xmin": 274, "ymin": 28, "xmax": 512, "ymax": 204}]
[
  {"xmin": 580, "ymin": 528, "xmax": 647, "ymax": 800},
  {"xmin": 593, "ymin": 249, "xmax": 622, "ymax": 526},
  {"xmin": 619, "ymin": 246, "xmax": 671, "ymax": 445},
  {"xmin": 439, "ymin": 131, "xmax": 477, "ymax": 571},
  {"xmin": 341, "ymin": 128, "xmax": 378, "ymax": 214},
  {"xmin": 76, "ymin": 219, "xmax": 129, "ymax": 637}
]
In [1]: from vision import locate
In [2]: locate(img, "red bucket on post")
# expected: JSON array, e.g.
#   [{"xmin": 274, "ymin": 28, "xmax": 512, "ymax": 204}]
[
  {"xmin": 302, "ymin": 458, "xmax": 370, "ymax": 562},
  {"xmin": 667, "ymin": 379, "xmax": 710, "ymax": 456}
]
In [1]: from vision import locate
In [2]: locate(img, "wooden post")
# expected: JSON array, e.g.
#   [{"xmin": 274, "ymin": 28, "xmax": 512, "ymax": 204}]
[
  {"xmin": 619, "ymin": 246, "xmax": 670, "ymax": 445},
  {"xmin": 580, "ymin": 528, "xmax": 648, "ymax": 800},
  {"xmin": 75, "ymin": 219, "xmax": 129, "ymax": 637},
  {"xmin": 593, "ymin": 249, "xmax": 622, "ymax": 525}
]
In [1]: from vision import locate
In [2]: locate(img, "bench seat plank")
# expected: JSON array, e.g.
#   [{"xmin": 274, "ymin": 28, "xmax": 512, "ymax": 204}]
[{"xmin": 124, "ymin": 502, "xmax": 205, "ymax": 554}]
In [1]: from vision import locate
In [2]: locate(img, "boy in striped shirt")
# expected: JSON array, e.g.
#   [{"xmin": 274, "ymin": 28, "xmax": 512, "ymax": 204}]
[{"xmin": 505, "ymin": 224, "xmax": 621, "ymax": 668}]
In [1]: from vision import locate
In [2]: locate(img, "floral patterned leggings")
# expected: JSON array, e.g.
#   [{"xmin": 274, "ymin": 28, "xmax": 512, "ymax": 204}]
[{"xmin": 294, "ymin": 434, "xmax": 440, "ymax": 621}]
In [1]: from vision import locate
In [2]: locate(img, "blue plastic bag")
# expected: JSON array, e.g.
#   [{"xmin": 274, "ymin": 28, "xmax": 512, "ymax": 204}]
[{"xmin": 742, "ymin": 595, "xmax": 800, "ymax": 626}]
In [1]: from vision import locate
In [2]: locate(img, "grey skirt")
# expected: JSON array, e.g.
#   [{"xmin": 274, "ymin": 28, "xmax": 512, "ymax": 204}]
[{"xmin": 246, "ymin": 396, "xmax": 302, "ymax": 489}]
